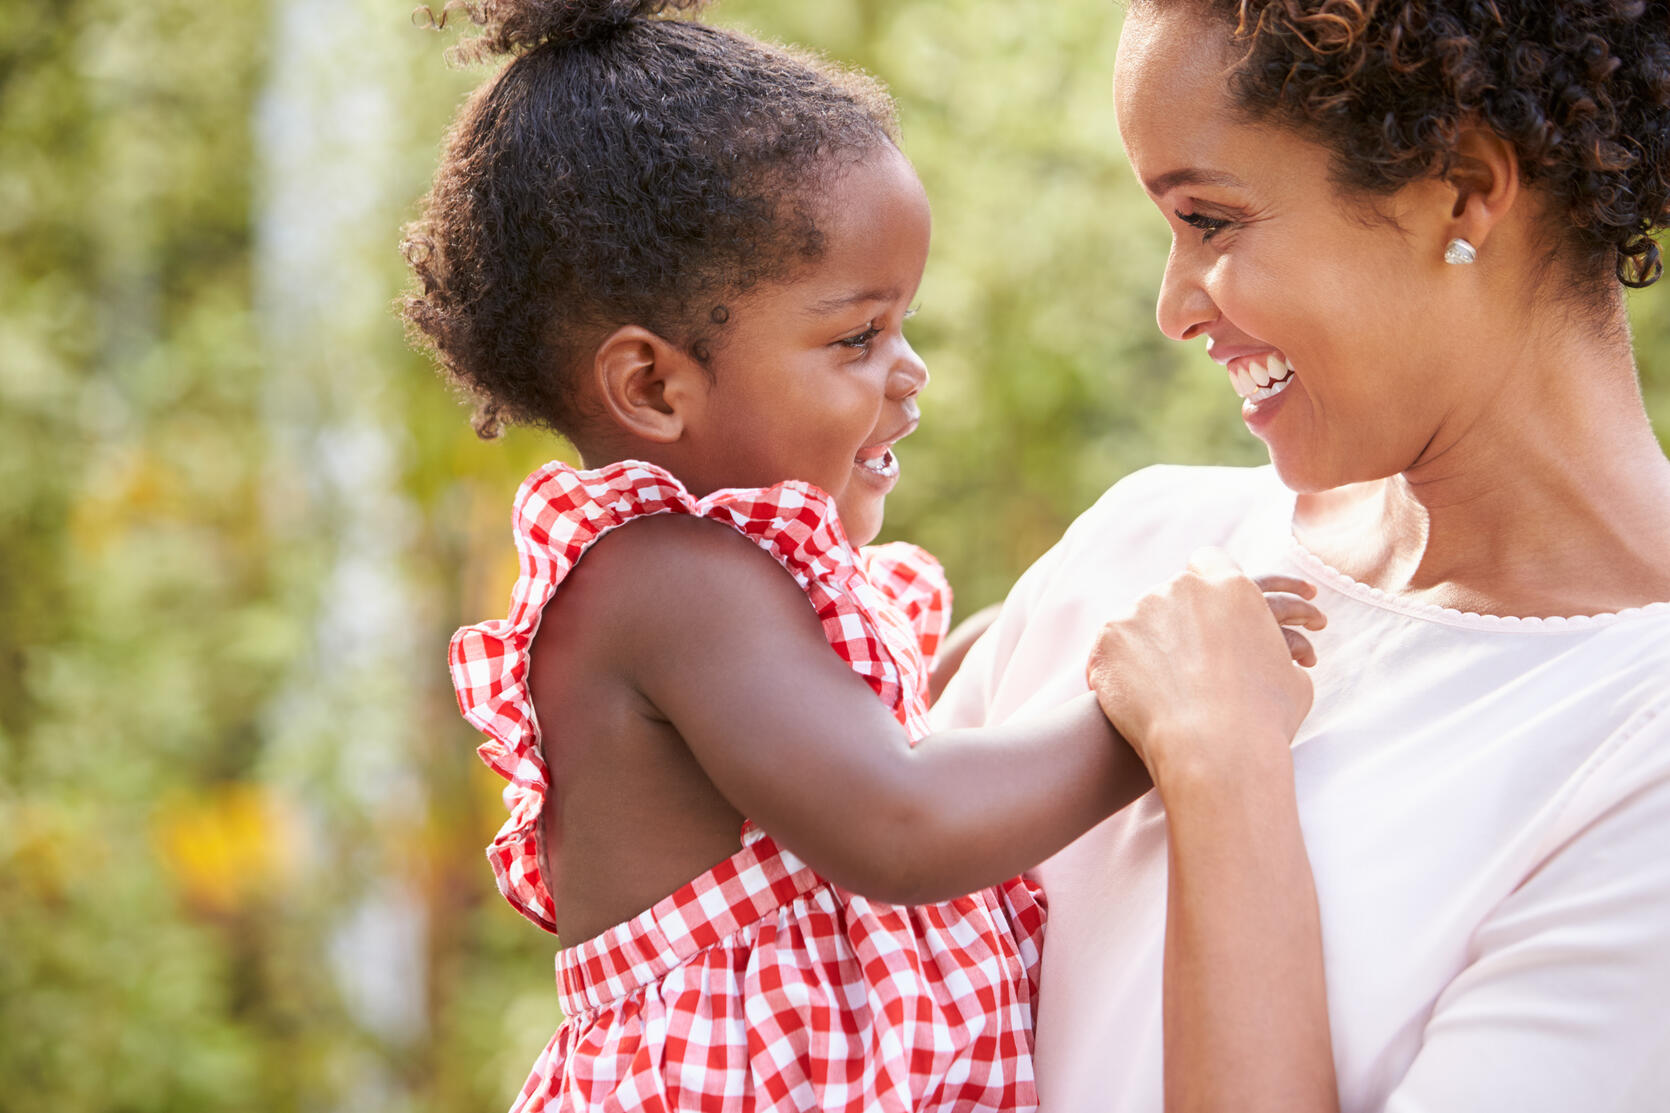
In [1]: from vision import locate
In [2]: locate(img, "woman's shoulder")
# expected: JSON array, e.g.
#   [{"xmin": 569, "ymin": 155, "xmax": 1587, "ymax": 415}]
[
  {"xmin": 1084, "ymin": 462, "xmax": 1282, "ymax": 516},
  {"xmin": 959, "ymin": 465, "xmax": 1289, "ymax": 688},
  {"xmin": 1055, "ymin": 464, "xmax": 1287, "ymax": 561},
  {"xmin": 1574, "ymin": 623, "xmax": 1670, "ymax": 741}
]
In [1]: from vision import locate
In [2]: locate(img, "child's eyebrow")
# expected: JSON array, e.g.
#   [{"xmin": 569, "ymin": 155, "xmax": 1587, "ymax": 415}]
[{"xmin": 804, "ymin": 288, "xmax": 900, "ymax": 316}]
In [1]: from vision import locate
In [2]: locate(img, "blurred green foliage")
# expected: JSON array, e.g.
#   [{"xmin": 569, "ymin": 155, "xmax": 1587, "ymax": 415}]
[{"xmin": 1, "ymin": 1, "xmax": 1666, "ymax": 1110}]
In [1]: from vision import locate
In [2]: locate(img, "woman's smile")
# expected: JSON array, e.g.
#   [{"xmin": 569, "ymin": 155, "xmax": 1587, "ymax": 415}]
[
  {"xmin": 1113, "ymin": 5, "xmax": 1469, "ymax": 494},
  {"xmin": 1218, "ymin": 349, "xmax": 1297, "ymax": 403}
]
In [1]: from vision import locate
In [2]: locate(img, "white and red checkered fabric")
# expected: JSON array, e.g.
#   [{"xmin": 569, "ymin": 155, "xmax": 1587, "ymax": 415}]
[
  {"xmin": 860, "ymin": 541, "xmax": 952, "ymax": 666},
  {"xmin": 525, "ymin": 829, "xmax": 1046, "ymax": 1113},
  {"xmin": 451, "ymin": 460, "xmax": 1046, "ymax": 1111}
]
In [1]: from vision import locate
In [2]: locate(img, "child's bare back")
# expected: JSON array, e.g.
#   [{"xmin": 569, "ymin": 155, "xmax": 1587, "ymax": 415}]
[{"xmin": 531, "ymin": 517, "xmax": 758, "ymax": 943}]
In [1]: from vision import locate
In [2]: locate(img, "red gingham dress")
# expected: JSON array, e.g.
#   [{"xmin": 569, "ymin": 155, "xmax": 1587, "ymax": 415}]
[{"xmin": 450, "ymin": 460, "xmax": 1046, "ymax": 1113}]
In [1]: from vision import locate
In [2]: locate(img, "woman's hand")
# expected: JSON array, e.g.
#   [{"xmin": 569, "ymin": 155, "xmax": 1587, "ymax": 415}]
[{"xmin": 1085, "ymin": 547, "xmax": 1324, "ymax": 791}]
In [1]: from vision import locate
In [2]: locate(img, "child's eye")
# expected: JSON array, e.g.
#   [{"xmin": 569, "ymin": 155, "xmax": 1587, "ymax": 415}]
[
  {"xmin": 1175, "ymin": 209, "xmax": 1232, "ymax": 242},
  {"xmin": 838, "ymin": 325, "xmax": 883, "ymax": 351}
]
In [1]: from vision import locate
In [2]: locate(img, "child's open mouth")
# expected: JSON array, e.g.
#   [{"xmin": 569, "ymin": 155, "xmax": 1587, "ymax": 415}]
[
  {"xmin": 855, "ymin": 413, "xmax": 917, "ymax": 480},
  {"xmin": 855, "ymin": 446, "xmax": 900, "ymax": 478}
]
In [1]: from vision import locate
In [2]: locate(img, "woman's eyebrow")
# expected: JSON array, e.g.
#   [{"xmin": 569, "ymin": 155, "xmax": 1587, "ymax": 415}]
[{"xmin": 1143, "ymin": 168, "xmax": 1244, "ymax": 196}]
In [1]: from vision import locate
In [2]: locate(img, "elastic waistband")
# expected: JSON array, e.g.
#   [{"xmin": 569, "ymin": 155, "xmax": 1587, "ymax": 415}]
[{"xmin": 555, "ymin": 831, "xmax": 825, "ymax": 1015}]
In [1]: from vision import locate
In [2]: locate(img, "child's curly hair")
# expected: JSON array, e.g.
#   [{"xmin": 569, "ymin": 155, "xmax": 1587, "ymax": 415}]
[
  {"xmin": 1144, "ymin": 0, "xmax": 1670, "ymax": 290},
  {"xmin": 401, "ymin": 0, "xmax": 899, "ymax": 438}
]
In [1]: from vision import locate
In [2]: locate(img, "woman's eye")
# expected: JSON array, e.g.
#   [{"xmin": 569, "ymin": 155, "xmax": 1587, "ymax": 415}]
[
  {"xmin": 838, "ymin": 325, "xmax": 883, "ymax": 351},
  {"xmin": 1175, "ymin": 209, "xmax": 1232, "ymax": 242}
]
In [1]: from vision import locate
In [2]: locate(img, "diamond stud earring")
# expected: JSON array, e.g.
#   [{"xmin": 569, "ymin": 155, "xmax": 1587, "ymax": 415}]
[{"xmin": 1444, "ymin": 238, "xmax": 1478, "ymax": 265}]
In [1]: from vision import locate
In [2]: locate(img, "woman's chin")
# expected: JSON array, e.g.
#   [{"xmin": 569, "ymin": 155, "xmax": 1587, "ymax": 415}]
[
  {"xmin": 1267, "ymin": 443, "xmax": 1410, "ymax": 496},
  {"xmin": 1263, "ymin": 446, "xmax": 1344, "ymax": 495}
]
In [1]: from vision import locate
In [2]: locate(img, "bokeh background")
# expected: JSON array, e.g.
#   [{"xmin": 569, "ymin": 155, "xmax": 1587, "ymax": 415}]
[{"xmin": 3, "ymin": 1, "xmax": 1668, "ymax": 1109}]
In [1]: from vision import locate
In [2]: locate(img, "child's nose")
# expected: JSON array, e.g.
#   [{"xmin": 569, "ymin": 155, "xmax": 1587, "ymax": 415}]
[{"xmin": 888, "ymin": 342, "xmax": 928, "ymax": 400}]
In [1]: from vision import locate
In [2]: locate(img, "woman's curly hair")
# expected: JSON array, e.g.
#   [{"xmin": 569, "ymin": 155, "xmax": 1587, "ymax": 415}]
[
  {"xmin": 1148, "ymin": 0, "xmax": 1670, "ymax": 290},
  {"xmin": 402, "ymin": 0, "xmax": 898, "ymax": 438}
]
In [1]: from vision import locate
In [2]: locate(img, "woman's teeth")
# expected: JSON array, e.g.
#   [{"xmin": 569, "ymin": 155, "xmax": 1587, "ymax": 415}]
[
  {"xmin": 856, "ymin": 448, "xmax": 899, "ymax": 478},
  {"xmin": 1232, "ymin": 354, "xmax": 1295, "ymax": 401}
]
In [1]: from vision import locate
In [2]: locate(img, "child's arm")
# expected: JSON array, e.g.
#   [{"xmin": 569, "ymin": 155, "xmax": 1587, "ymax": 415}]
[{"xmin": 591, "ymin": 513, "xmax": 1148, "ymax": 905}]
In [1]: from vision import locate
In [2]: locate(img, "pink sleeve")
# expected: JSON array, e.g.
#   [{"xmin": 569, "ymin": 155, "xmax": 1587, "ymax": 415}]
[{"xmin": 1385, "ymin": 699, "xmax": 1670, "ymax": 1113}]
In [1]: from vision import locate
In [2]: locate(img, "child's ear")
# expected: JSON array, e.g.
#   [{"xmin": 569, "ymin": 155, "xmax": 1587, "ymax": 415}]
[{"xmin": 592, "ymin": 325, "xmax": 708, "ymax": 444}]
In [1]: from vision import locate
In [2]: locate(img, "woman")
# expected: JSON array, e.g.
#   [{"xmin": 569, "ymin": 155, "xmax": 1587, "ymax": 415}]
[{"xmin": 936, "ymin": 2, "xmax": 1670, "ymax": 1111}]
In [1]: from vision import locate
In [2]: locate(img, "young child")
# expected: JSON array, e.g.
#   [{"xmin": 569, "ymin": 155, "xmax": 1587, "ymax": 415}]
[{"xmin": 403, "ymin": 3, "xmax": 1317, "ymax": 1110}]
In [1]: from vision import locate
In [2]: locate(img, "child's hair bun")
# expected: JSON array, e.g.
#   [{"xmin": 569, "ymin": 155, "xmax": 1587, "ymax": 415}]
[{"xmin": 425, "ymin": 0, "xmax": 715, "ymax": 56}]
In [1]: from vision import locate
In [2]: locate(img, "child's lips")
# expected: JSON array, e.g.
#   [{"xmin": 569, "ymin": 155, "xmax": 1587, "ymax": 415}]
[
  {"xmin": 855, "ymin": 414, "xmax": 919, "ymax": 464},
  {"xmin": 853, "ymin": 417, "xmax": 915, "ymax": 482},
  {"xmin": 855, "ymin": 447, "xmax": 900, "ymax": 479}
]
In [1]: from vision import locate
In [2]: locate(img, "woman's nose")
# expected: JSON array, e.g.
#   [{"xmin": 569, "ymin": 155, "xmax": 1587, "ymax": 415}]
[
  {"xmin": 1155, "ymin": 243, "xmax": 1217, "ymax": 342},
  {"xmin": 888, "ymin": 341, "xmax": 929, "ymax": 400}
]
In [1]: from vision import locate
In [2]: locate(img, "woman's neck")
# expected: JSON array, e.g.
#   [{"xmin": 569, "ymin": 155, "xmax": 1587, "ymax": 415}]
[{"xmin": 1294, "ymin": 313, "xmax": 1670, "ymax": 618}]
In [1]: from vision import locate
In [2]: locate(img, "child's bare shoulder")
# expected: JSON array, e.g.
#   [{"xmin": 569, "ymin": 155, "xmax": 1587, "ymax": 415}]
[
  {"xmin": 588, "ymin": 512, "xmax": 802, "ymax": 588},
  {"xmin": 563, "ymin": 512, "xmax": 825, "ymax": 662}
]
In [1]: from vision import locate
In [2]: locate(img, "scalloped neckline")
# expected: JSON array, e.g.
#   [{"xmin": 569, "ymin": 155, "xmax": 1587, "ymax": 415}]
[{"xmin": 1283, "ymin": 531, "xmax": 1670, "ymax": 632}]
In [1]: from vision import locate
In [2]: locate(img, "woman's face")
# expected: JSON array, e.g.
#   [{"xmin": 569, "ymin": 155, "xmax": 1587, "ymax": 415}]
[{"xmin": 1114, "ymin": 4, "xmax": 1475, "ymax": 493}]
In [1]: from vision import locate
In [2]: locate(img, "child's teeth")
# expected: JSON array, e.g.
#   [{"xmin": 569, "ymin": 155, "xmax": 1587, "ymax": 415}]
[
  {"xmin": 1265, "ymin": 353, "xmax": 1287, "ymax": 384},
  {"xmin": 859, "ymin": 448, "xmax": 897, "ymax": 474},
  {"xmin": 1251, "ymin": 360, "xmax": 1272, "ymax": 388}
]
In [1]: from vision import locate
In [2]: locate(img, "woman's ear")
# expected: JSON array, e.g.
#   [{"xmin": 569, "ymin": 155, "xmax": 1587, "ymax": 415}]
[
  {"xmin": 1443, "ymin": 127, "xmax": 1521, "ymax": 255},
  {"xmin": 591, "ymin": 325, "xmax": 708, "ymax": 444}
]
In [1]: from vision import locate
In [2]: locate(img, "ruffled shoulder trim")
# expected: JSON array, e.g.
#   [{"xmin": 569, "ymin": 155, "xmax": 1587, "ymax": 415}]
[
  {"xmin": 860, "ymin": 542, "xmax": 952, "ymax": 665},
  {"xmin": 449, "ymin": 459, "xmax": 938, "ymax": 934}
]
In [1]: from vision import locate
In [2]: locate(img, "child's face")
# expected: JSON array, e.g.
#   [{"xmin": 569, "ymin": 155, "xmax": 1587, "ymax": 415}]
[{"xmin": 686, "ymin": 144, "xmax": 931, "ymax": 547}]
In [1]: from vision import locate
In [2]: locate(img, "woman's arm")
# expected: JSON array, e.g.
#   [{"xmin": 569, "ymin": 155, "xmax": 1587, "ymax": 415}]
[
  {"xmin": 1157, "ymin": 753, "xmax": 1335, "ymax": 1113},
  {"xmin": 1380, "ymin": 699, "xmax": 1670, "ymax": 1113},
  {"xmin": 1088, "ymin": 549, "xmax": 1339, "ymax": 1113}
]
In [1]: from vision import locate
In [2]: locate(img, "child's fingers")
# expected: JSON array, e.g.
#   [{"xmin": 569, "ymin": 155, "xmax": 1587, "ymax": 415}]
[
  {"xmin": 1264, "ymin": 591, "xmax": 1328, "ymax": 631},
  {"xmin": 1284, "ymin": 627, "xmax": 1318, "ymax": 668},
  {"xmin": 1253, "ymin": 574, "xmax": 1316, "ymax": 600}
]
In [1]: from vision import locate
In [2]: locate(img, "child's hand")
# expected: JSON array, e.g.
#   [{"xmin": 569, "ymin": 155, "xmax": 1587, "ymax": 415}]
[
  {"xmin": 1251, "ymin": 573, "xmax": 1326, "ymax": 668},
  {"xmin": 1085, "ymin": 549, "xmax": 1322, "ymax": 790}
]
